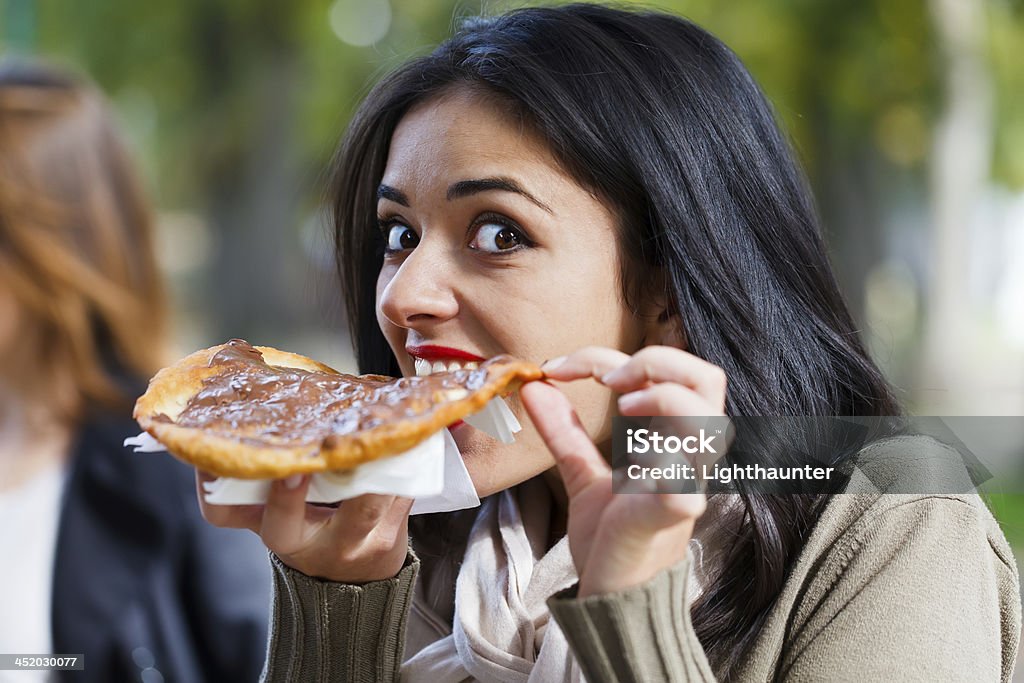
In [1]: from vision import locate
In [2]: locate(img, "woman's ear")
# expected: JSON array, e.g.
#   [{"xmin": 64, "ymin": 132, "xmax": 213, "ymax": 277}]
[
  {"xmin": 642, "ymin": 304, "xmax": 687, "ymax": 349},
  {"xmin": 633, "ymin": 267, "xmax": 687, "ymax": 349}
]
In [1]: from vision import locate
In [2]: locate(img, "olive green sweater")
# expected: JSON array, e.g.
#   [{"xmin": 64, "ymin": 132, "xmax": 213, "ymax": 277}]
[{"xmin": 262, "ymin": 470, "xmax": 1021, "ymax": 681}]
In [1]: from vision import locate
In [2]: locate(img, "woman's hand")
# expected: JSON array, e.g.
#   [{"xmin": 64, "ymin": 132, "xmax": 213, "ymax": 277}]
[
  {"xmin": 521, "ymin": 345, "xmax": 727, "ymax": 597},
  {"xmin": 196, "ymin": 474, "xmax": 413, "ymax": 583}
]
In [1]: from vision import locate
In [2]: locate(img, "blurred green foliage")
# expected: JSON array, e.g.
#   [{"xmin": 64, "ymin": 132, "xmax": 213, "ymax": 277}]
[{"xmin": 3, "ymin": 0, "xmax": 1021, "ymax": 205}]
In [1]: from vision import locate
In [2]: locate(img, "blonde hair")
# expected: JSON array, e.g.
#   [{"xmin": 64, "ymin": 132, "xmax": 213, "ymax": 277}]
[{"xmin": 0, "ymin": 61, "xmax": 168, "ymax": 420}]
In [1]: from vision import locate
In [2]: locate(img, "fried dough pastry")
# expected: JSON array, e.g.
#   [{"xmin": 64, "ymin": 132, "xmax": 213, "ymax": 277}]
[{"xmin": 133, "ymin": 339, "xmax": 543, "ymax": 479}]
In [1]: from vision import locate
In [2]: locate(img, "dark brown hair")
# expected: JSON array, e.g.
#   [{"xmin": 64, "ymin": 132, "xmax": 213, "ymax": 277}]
[{"xmin": 327, "ymin": 5, "xmax": 900, "ymax": 677}]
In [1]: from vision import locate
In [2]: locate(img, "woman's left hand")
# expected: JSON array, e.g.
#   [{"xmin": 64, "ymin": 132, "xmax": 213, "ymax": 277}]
[{"xmin": 520, "ymin": 345, "xmax": 727, "ymax": 597}]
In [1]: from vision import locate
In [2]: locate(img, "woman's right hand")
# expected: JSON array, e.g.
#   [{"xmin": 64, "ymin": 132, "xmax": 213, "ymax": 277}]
[{"xmin": 196, "ymin": 472, "xmax": 413, "ymax": 582}]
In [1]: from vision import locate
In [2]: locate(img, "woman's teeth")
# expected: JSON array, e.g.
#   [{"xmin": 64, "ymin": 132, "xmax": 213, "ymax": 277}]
[{"xmin": 413, "ymin": 358, "xmax": 480, "ymax": 376}]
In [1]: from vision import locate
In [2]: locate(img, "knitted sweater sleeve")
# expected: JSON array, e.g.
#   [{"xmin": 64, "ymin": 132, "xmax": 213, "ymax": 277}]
[
  {"xmin": 547, "ymin": 556, "xmax": 715, "ymax": 682},
  {"xmin": 260, "ymin": 550, "xmax": 419, "ymax": 683}
]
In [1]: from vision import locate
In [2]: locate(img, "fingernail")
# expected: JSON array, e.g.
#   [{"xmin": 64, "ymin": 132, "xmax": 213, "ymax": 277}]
[
  {"xmin": 542, "ymin": 356, "xmax": 566, "ymax": 372},
  {"xmin": 283, "ymin": 474, "xmax": 304, "ymax": 490},
  {"xmin": 599, "ymin": 369, "xmax": 619, "ymax": 385},
  {"xmin": 618, "ymin": 391, "xmax": 645, "ymax": 411}
]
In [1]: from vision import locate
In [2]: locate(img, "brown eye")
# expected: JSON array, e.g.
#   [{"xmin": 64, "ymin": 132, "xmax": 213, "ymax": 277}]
[
  {"xmin": 385, "ymin": 225, "xmax": 419, "ymax": 252},
  {"xmin": 494, "ymin": 228, "xmax": 519, "ymax": 250},
  {"xmin": 470, "ymin": 222, "xmax": 524, "ymax": 253}
]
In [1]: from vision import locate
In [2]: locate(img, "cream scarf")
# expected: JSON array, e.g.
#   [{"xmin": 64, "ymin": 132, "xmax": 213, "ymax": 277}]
[{"xmin": 402, "ymin": 479, "xmax": 583, "ymax": 682}]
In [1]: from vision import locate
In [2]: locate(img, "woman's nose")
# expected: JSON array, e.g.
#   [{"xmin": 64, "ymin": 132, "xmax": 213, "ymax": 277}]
[{"xmin": 378, "ymin": 246, "xmax": 459, "ymax": 329}]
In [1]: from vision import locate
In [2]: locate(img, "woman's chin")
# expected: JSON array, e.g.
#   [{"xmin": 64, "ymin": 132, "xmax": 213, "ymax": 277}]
[
  {"xmin": 449, "ymin": 421, "xmax": 489, "ymax": 463},
  {"xmin": 451, "ymin": 425, "xmax": 555, "ymax": 499}
]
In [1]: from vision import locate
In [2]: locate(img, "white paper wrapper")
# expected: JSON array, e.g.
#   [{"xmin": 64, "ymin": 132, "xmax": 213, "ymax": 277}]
[
  {"xmin": 125, "ymin": 396, "xmax": 522, "ymax": 513},
  {"xmin": 123, "ymin": 433, "xmax": 168, "ymax": 452},
  {"xmin": 463, "ymin": 395, "xmax": 521, "ymax": 443}
]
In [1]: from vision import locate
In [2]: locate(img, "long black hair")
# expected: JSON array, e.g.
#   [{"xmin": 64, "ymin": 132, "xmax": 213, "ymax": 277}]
[{"xmin": 328, "ymin": 3, "xmax": 900, "ymax": 678}]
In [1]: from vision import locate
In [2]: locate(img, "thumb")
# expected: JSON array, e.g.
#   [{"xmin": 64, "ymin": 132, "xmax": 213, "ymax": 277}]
[
  {"xmin": 261, "ymin": 474, "xmax": 314, "ymax": 555},
  {"xmin": 521, "ymin": 381, "xmax": 610, "ymax": 498}
]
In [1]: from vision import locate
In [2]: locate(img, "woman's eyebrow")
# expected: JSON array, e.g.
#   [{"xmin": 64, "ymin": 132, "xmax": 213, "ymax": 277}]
[
  {"xmin": 377, "ymin": 184, "xmax": 410, "ymax": 206},
  {"xmin": 375, "ymin": 178, "xmax": 553, "ymax": 214},
  {"xmin": 447, "ymin": 177, "xmax": 553, "ymax": 214}
]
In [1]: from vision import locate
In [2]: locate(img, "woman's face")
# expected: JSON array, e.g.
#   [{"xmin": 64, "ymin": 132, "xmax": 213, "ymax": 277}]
[{"xmin": 375, "ymin": 89, "xmax": 649, "ymax": 496}]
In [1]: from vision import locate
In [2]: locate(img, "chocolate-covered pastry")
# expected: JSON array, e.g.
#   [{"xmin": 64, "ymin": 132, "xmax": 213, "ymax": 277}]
[{"xmin": 134, "ymin": 339, "xmax": 542, "ymax": 479}]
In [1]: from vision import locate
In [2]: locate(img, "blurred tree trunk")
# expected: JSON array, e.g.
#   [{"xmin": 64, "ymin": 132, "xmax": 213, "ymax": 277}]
[
  {"xmin": 798, "ymin": 1, "xmax": 887, "ymax": 331},
  {"xmin": 205, "ymin": 54, "xmax": 304, "ymax": 343},
  {"xmin": 191, "ymin": 3, "xmax": 307, "ymax": 345},
  {"xmin": 817, "ymin": 142, "xmax": 887, "ymax": 330},
  {"xmin": 923, "ymin": 0, "xmax": 993, "ymax": 399}
]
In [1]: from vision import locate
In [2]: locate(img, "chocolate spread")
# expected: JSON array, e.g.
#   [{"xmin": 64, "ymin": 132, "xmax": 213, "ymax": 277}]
[{"xmin": 172, "ymin": 339, "xmax": 491, "ymax": 448}]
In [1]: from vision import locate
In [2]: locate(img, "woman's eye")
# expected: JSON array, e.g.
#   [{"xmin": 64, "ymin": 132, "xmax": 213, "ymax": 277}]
[
  {"xmin": 470, "ymin": 222, "xmax": 525, "ymax": 253},
  {"xmin": 385, "ymin": 224, "xmax": 419, "ymax": 252}
]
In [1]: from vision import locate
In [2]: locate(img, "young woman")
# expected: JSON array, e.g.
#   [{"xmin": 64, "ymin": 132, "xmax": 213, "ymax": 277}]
[
  {"xmin": 200, "ymin": 4, "xmax": 1021, "ymax": 681},
  {"xmin": 0, "ymin": 60, "xmax": 272, "ymax": 682}
]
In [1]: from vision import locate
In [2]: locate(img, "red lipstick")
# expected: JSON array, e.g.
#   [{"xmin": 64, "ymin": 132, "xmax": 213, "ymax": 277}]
[{"xmin": 406, "ymin": 345, "xmax": 486, "ymax": 362}]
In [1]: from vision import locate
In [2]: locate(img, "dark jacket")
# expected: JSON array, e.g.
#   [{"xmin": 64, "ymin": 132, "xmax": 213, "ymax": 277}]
[{"xmin": 51, "ymin": 413, "xmax": 272, "ymax": 682}]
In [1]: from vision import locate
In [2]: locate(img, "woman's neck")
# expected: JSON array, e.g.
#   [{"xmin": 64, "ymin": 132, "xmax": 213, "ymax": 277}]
[
  {"xmin": 541, "ymin": 468, "xmax": 569, "ymax": 548},
  {"xmin": 0, "ymin": 387, "xmax": 72, "ymax": 493}
]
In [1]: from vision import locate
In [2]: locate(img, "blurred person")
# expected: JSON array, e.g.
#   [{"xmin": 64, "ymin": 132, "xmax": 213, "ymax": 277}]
[
  {"xmin": 199, "ymin": 3, "xmax": 1020, "ymax": 682},
  {"xmin": 0, "ymin": 60, "xmax": 270, "ymax": 682}
]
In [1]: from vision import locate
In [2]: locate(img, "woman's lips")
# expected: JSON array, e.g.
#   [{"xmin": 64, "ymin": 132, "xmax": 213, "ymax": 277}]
[
  {"xmin": 404, "ymin": 347, "xmax": 487, "ymax": 428},
  {"xmin": 406, "ymin": 345, "xmax": 486, "ymax": 362},
  {"xmin": 413, "ymin": 358, "xmax": 480, "ymax": 375},
  {"xmin": 407, "ymin": 345, "xmax": 488, "ymax": 376}
]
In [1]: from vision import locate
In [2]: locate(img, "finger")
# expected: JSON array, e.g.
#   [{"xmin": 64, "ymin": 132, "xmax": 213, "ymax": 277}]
[
  {"xmin": 521, "ymin": 381, "xmax": 610, "ymax": 499},
  {"xmin": 601, "ymin": 346, "xmax": 727, "ymax": 406},
  {"xmin": 194, "ymin": 470, "xmax": 264, "ymax": 532},
  {"xmin": 199, "ymin": 501, "xmax": 266, "ymax": 533},
  {"xmin": 541, "ymin": 346, "xmax": 630, "ymax": 382},
  {"xmin": 618, "ymin": 382, "xmax": 713, "ymax": 417},
  {"xmin": 259, "ymin": 475, "xmax": 314, "ymax": 555}
]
